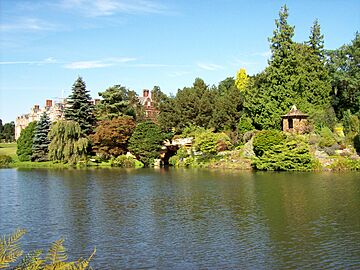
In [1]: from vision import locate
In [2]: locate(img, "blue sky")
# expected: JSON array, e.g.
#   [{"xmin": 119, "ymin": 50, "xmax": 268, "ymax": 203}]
[{"xmin": 0, "ymin": 0, "xmax": 359, "ymax": 123}]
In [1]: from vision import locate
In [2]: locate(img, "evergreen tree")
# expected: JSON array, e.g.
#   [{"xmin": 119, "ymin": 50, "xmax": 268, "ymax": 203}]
[
  {"xmin": 244, "ymin": 6, "xmax": 297, "ymax": 129},
  {"xmin": 326, "ymin": 33, "xmax": 360, "ymax": 118},
  {"xmin": 157, "ymin": 78, "xmax": 215, "ymax": 132},
  {"xmin": 269, "ymin": 5, "xmax": 295, "ymax": 64},
  {"xmin": 65, "ymin": 77, "xmax": 96, "ymax": 135},
  {"xmin": 157, "ymin": 96, "xmax": 179, "ymax": 131},
  {"xmin": 1, "ymin": 122, "xmax": 15, "ymax": 142},
  {"xmin": 31, "ymin": 112, "xmax": 50, "ymax": 161},
  {"xmin": 308, "ymin": 19, "xmax": 324, "ymax": 59},
  {"xmin": 96, "ymin": 85, "xmax": 137, "ymax": 120},
  {"xmin": 151, "ymin": 86, "xmax": 168, "ymax": 110},
  {"xmin": 128, "ymin": 121, "xmax": 164, "ymax": 166},
  {"xmin": 210, "ymin": 77, "xmax": 243, "ymax": 131},
  {"xmin": 244, "ymin": 6, "xmax": 331, "ymax": 129},
  {"xmin": 16, "ymin": 121, "xmax": 37, "ymax": 161}
]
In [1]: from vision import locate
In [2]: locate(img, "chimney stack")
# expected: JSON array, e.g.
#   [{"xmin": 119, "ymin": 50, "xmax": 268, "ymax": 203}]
[
  {"xmin": 46, "ymin": 99, "xmax": 53, "ymax": 107},
  {"xmin": 143, "ymin": 89, "xmax": 149, "ymax": 97}
]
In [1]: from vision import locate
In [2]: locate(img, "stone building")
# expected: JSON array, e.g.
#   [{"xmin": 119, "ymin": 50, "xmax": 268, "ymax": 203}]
[
  {"xmin": 138, "ymin": 89, "xmax": 159, "ymax": 120},
  {"xmin": 15, "ymin": 90, "xmax": 158, "ymax": 140},
  {"xmin": 15, "ymin": 99, "xmax": 65, "ymax": 140},
  {"xmin": 282, "ymin": 105, "xmax": 309, "ymax": 134}
]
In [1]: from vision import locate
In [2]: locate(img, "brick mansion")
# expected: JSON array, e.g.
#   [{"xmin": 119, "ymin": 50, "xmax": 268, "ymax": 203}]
[{"xmin": 15, "ymin": 89, "xmax": 158, "ymax": 140}]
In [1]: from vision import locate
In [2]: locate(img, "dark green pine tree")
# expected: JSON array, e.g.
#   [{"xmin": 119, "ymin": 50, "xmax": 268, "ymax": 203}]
[
  {"xmin": 308, "ymin": 19, "xmax": 325, "ymax": 60},
  {"xmin": 269, "ymin": 4, "xmax": 295, "ymax": 65},
  {"xmin": 31, "ymin": 112, "xmax": 51, "ymax": 162},
  {"xmin": 65, "ymin": 77, "xmax": 96, "ymax": 135},
  {"xmin": 244, "ymin": 5, "xmax": 297, "ymax": 129}
]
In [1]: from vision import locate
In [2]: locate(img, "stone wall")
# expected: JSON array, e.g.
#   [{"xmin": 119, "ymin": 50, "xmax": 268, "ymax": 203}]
[{"xmin": 282, "ymin": 117, "xmax": 309, "ymax": 134}]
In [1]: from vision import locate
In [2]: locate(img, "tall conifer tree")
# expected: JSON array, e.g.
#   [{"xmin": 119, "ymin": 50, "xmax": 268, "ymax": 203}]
[
  {"xmin": 32, "ymin": 112, "xmax": 50, "ymax": 161},
  {"xmin": 269, "ymin": 5, "xmax": 295, "ymax": 64},
  {"xmin": 65, "ymin": 77, "xmax": 96, "ymax": 135},
  {"xmin": 308, "ymin": 19, "xmax": 325, "ymax": 59},
  {"xmin": 244, "ymin": 5, "xmax": 297, "ymax": 129}
]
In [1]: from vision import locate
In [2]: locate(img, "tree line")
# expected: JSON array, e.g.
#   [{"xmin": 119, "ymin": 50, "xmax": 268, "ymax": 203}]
[
  {"xmin": 14, "ymin": 5, "xmax": 360, "ymax": 168},
  {"xmin": 0, "ymin": 120, "xmax": 15, "ymax": 142}
]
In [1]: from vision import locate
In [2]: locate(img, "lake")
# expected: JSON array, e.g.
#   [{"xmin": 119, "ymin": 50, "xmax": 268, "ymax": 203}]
[{"xmin": 0, "ymin": 168, "xmax": 359, "ymax": 269}]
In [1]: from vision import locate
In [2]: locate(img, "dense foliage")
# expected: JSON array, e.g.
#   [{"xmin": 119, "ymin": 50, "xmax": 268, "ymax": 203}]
[
  {"xmin": 65, "ymin": 77, "xmax": 96, "ymax": 135},
  {"xmin": 253, "ymin": 130, "xmax": 286, "ymax": 157},
  {"xmin": 128, "ymin": 121, "xmax": 164, "ymax": 166},
  {"xmin": 158, "ymin": 77, "xmax": 243, "ymax": 133},
  {"xmin": 16, "ymin": 121, "xmax": 36, "ymax": 161},
  {"xmin": 0, "ymin": 155, "xmax": 12, "ymax": 167},
  {"xmin": 110, "ymin": 155, "xmax": 143, "ymax": 168},
  {"xmin": 48, "ymin": 120, "xmax": 90, "ymax": 164},
  {"xmin": 0, "ymin": 121, "xmax": 15, "ymax": 142},
  {"xmin": 32, "ymin": 112, "xmax": 51, "ymax": 161},
  {"xmin": 96, "ymin": 85, "xmax": 140, "ymax": 120},
  {"xmin": 243, "ymin": 6, "xmax": 331, "ymax": 130},
  {"xmin": 7, "ymin": 6, "xmax": 360, "ymax": 171},
  {"xmin": 192, "ymin": 128, "xmax": 232, "ymax": 157},
  {"xmin": 90, "ymin": 116, "xmax": 136, "ymax": 159},
  {"xmin": 253, "ymin": 134, "xmax": 315, "ymax": 171},
  {"xmin": 327, "ymin": 33, "xmax": 360, "ymax": 119}
]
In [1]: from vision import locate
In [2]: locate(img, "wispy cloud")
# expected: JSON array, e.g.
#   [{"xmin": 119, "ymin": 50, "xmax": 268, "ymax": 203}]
[
  {"xmin": 59, "ymin": 0, "xmax": 167, "ymax": 17},
  {"xmin": 168, "ymin": 71, "xmax": 190, "ymax": 77},
  {"xmin": 0, "ymin": 57, "xmax": 137, "ymax": 69},
  {"xmin": 64, "ymin": 57, "xmax": 136, "ymax": 69},
  {"xmin": 0, "ymin": 18, "xmax": 58, "ymax": 32},
  {"xmin": 0, "ymin": 57, "xmax": 59, "ymax": 65},
  {"xmin": 197, "ymin": 63, "xmax": 224, "ymax": 71}
]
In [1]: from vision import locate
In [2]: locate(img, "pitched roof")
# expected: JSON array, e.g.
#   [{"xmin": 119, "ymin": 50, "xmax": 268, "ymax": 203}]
[{"xmin": 282, "ymin": 105, "xmax": 308, "ymax": 117}]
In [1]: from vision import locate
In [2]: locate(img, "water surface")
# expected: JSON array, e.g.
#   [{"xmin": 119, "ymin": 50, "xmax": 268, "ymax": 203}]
[{"xmin": 0, "ymin": 168, "xmax": 359, "ymax": 269}]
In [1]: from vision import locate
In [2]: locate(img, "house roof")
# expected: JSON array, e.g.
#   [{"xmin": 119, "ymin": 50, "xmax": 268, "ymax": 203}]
[{"xmin": 282, "ymin": 105, "xmax": 308, "ymax": 118}]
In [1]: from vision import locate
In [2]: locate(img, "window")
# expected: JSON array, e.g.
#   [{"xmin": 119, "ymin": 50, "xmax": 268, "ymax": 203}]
[{"xmin": 288, "ymin": 118, "xmax": 293, "ymax": 129}]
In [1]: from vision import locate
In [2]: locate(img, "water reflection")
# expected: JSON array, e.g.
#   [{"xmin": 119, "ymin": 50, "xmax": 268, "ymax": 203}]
[{"xmin": 0, "ymin": 168, "xmax": 359, "ymax": 268}]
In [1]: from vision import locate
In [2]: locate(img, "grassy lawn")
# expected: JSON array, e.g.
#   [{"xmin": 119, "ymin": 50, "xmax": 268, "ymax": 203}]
[{"xmin": 0, "ymin": 143, "xmax": 18, "ymax": 161}]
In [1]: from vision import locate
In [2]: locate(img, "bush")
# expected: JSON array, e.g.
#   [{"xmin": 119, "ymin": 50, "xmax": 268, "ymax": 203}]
[
  {"xmin": 309, "ymin": 133, "xmax": 320, "ymax": 145},
  {"xmin": 253, "ymin": 130, "xmax": 285, "ymax": 157},
  {"xmin": 253, "ymin": 137, "xmax": 315, "ymax": 171},
  {"xmin": 237, "ymin": 115, "xmax": 254, "ymax": 136},
  {"xmin": 342, "ymin": 110, "xmax": 360, "ymax": 135},
  {"xmin": 16, "ymin": 121, "xmax": 37, "ymax": 161},
  {"xmin": 110, "ymin": 155, "xmax": 142, "ymax": 167},
  {"xmin": 333, "ymin": 124, "xmax": 345, "ymax": 143},
  {"xmin": 318, "ymin": 127, "xmax": 336, "ymax": 147},
  {"xmin": 193, "ymin": 129, "xmax": 232, "ymax": 157},
  {"xmin": 330, "ymin": 157, "xmax": 360, "ymax": 171},
  {"xmin": 128, "ymin": 121, "xmax": 164, "ymax": 166},
  {"xmin": 310, "ymin": 106, "xmax": 337, "ymax": 132},
  {"xmin": 168, "ymin": 155, "xmax": 180, "ymax": 166},
  {"xmin": 0, "ymin": 155, "xmax": 13, "ymax": 167}
]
